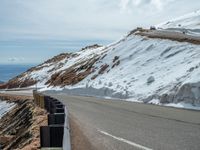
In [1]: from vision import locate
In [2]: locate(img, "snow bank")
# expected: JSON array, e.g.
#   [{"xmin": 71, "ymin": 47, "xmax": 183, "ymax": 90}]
[{"xmin": 148, "ymin": 99, "xmax": 200, "ymax": 110}]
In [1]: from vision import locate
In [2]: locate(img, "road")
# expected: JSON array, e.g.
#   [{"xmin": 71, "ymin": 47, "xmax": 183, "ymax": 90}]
[
  {"xmin": 136, "ymin": 29, "xmax": 200, "ymax": 45},
  {"xmin": 0, "ymin": 89, "xmax": 33, "ymax": 97},
  {"xmin": 46, "ymin": 93, "xmax": 200, "ymax": 150}
]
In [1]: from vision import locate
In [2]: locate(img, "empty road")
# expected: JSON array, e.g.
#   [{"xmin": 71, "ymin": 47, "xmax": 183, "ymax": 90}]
[{"xmin": 47, "ymin": 93, "xmax": 200, "ymax": 150}]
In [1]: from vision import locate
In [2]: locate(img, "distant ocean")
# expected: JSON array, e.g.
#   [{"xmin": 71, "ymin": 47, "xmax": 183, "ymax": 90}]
[{"xmin": 0, "ymin": 64, "xmax": 35, "ymax": 82}]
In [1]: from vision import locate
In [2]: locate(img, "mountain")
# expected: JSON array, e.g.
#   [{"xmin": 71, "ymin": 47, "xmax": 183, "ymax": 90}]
[
  {"xmin": 0, "ymin": 81, "xmax": 4, "ymax": 84},
  {"xmin": 1, "ymin": 11, "xmax": 200, "ymax": 108}
]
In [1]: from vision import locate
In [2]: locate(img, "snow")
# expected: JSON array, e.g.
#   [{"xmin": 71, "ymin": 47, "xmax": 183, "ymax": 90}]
[
  {"xmin": 0, "ymin": 100, "xmax": 15, "ymax": 118},
  {"xmin": 68, "ymin": 35, "xmax": 200, "ymax": 101},
  {"xmin": 14, "ymin": 10, "xmax": 200, "ymax": 110},
  {"xmin": 164, "ymin": 102, "xmax": 200, "ymax": 110},
  {"xmin": 157, "ymin": 10, "xmax": 200, "ymax": 29},
  {"xmin": 30, "ymin": 33, "xmax": 200, "ymax": 110},
  {"xmin": 156, "ymin": 10, "xmax": 200, "ymax": 35},
  {"xmin": 148, "ymin": 99, "xmax": 200, "ymax": 110}
]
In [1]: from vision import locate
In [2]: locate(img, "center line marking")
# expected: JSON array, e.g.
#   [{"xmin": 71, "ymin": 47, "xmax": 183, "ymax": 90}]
[{"xmin": 98, "ymin": 130, "xmax": 153, "ymax": 150}]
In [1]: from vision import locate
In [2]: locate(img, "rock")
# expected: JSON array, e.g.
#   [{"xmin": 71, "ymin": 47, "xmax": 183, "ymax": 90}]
[
  {"xmin": 81, "ymin": 44, "xmax": 102, "ymax": 51},
  {"xmin": 46, "ymin": 57, "xmax": 100, "ymax": 87},
  {"xmin": 108, "ymin": 82, "xmax": 113, "ymax": 87},
  {"xmin": 0, "ymin": 97, "xmax": 47, "ymax": 150},
  {"xmin": 160, "ymin": 94, "xmax": 174, "ymax": 104},
  {"xmin": 91, "ymin": 74, "xmax": 98, "ymax": 80},
  {"xmin": 112, "ymin": 60, "xmax": 120, "ymax": 68},
  {"xmin": 0, "ymin": 135, "xmax": 13, "ymax": 145},
  {"xmin": 98, "ymin": 64, "xmax": 109, "ymax": 74},
  {"xmin": 147, "ymin": 76, "xmax": 155, "ymax": 85},
  {"xmin": 113, "ymin": 56, "xmax": 119, "ymax": 63}
]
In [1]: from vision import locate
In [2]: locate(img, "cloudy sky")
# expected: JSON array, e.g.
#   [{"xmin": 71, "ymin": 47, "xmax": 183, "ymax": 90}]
[{"xmin": 0, "ymin": 0, "xmax": 199, "ymax": 64}]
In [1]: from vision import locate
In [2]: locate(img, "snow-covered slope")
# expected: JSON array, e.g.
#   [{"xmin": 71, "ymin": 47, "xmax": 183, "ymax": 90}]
[
  {"xmin": 157, "ymin": 10, "xmax": 200, "ymax": 30},
  {"xmin": 1, "ymin": 11, "xmax": 200, "ymax": 109},
  {"xmin": 2, "ymin": 34, "xmax": 200, "ymax": 107}
]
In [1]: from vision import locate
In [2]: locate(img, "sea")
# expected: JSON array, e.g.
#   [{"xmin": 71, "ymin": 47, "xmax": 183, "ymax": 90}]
[
  {"xmin": 0, "ymin": 64, "xmax": 35, "ymax": 82},
  {"xmin": 0, "ymin": 64, "xmax": 34, "ymax": 118}
]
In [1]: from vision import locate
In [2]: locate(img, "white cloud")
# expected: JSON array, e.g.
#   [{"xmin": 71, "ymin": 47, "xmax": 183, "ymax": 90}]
[
  {"xmin": 8, "ymin": 57, "xmax": 25, "ymax": 62},
  {"xmin": 0, "ymin": 0, "xmax": 199, "ymax": 64},
  {"xmin": 0, "ymin": 0, "xmax": 199, "ymax": 42},
  {"xmin": 119, "ymin": 0, "xmax": 175, "ymax": 12}
]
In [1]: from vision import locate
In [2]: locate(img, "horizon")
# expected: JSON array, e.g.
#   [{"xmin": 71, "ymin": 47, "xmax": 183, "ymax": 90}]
[{"xmin": 1, "ymin": 0, "xmax": 200, "ymax": 64}]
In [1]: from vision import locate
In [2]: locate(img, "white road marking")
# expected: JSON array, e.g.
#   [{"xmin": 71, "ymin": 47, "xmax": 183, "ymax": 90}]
[{"xmin": 98, "ymin": 130, "xmax": 153, "ymax": 150}]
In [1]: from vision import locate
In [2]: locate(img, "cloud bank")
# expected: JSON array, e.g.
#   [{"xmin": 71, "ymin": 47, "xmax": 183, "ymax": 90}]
[
  {"xmin": 119, "ymin": 0, "xmax": 175, "ymax": 12},
  {"xmin": 0, "ymin": 0, "xmax": 199, "ymax": 64}
]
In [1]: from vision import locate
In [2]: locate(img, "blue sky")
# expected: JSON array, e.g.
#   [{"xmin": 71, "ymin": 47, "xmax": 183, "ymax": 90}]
[{"xmin": 0, "ymin": 0, "xmax": 199, "ymax": 64}]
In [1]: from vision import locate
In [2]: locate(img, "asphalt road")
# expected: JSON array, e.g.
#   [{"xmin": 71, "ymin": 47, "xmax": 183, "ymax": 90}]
[
  {"xmin": 48, "ymin": 93, "xmax": 200, "ymax": 150},
  {"xmin": 0, "ymin": 89, "xmax": 33, "ymax": 97}
]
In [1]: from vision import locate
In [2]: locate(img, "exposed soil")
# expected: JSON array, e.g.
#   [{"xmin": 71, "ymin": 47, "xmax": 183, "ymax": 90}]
[
  {"xmin": 0, "ymin": 53, "xmax": 76, "ymax": 90},
  {"xmin": 0, "ymin": 78, "xmax": 37, "ymax": 89},
  {"xmin": 46, "ymin": 57, "xmax": 100, "ymax": 87},
  {"xmin": 0, "ymin": 94, "xmax": 47, "ymax": 150}
]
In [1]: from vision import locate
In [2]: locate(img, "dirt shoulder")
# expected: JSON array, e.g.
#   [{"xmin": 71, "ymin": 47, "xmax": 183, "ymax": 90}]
[{"xmin": 69, "ymin": 115, "xmax": 95, "ymax": 150}]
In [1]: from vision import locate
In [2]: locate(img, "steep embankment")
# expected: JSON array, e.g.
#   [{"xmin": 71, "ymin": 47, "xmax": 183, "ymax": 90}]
[
  {"xmin": 0, "ymin": 94, "xmax": 47, "ymax": 150},
  {"xmin": 1, "ymin": 11, "xmax": 200, "ymax": 108}
]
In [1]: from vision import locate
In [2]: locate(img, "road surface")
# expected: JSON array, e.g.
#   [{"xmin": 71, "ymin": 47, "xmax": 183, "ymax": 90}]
[
  {"xmin": 46, "ymin": 93, "xmax": 200, "ymax": 150},
  {"xmin": 0, "ymin": 89, "xmax": 33, "ymax": 97}
]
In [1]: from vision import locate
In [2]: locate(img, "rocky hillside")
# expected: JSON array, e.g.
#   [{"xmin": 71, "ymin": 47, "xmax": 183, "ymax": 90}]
[
  {"xmin": 0, "ymin": 94, "xmax": 47, "ymax": 149},
  {"xmin": 1, "ymin": 11, "xmax": 200, "ymax": 108}
]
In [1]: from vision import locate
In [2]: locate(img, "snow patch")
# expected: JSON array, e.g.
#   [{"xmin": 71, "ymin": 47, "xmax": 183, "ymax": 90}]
[{"xmin": 0, "ymin": 100, "xmax": 15, "ymax": 118}]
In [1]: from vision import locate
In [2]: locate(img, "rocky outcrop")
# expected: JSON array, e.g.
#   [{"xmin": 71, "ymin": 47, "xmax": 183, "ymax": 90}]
[
  {"xmin": 0, "ymin": 53, "xmax": 76, "ymax": 90},
  {"xmin": 80, "ymin": 44, "xmax": 102, "ymax": 51},
  {"xmin": 46, "ymin": 57, "xmax": 99, "ymax": 87},
  {"xmin": 0, "ymin": 95, "xmax": 47, "ymax": 149},
  {"xmin": 0, "ymin": 78, "xmax": 37, "ymax": 89}
]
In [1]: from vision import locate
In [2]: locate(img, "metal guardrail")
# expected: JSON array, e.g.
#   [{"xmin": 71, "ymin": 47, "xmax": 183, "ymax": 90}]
[{"xmin": 33, "ymin": 90, "xmax": 71, "ymax": 150}]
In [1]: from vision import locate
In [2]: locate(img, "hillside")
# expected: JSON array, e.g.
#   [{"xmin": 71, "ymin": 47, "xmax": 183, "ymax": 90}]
[
  {"xmin": 156, "ymin": 10, "xmax": 200, "ymax": 36},
  {"xmin": 1, "ymin": 11, "xmax": 200, "ymax": 109}
]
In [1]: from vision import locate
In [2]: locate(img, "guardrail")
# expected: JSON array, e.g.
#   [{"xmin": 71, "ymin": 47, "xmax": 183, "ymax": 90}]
[{"xmin": 33, "ymin": 90, "xmax": 71, "ymax": 150}]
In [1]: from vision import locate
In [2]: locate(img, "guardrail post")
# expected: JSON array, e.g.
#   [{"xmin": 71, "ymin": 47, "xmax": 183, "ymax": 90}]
[
  {"xmin": 40, "ymin": 125, "xmax": 64, "ymax": 148},
  {"xmin": 34, "ymin": 91, "xmax": 71, "ymax": 150},
  {"xmin": 48, "ymin": 113, "xmax": 65, "ymax": 125}
]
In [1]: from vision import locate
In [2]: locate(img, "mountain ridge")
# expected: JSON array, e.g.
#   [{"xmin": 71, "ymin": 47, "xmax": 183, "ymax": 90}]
[{"xmin": 1, "ymin": 11, "xmax": 200, "ymax": 108}]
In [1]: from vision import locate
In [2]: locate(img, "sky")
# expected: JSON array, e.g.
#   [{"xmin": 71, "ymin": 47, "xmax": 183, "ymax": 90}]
[{"xmin": 0, "ymin": 0, "xmax": 199, "ymax": 64}]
